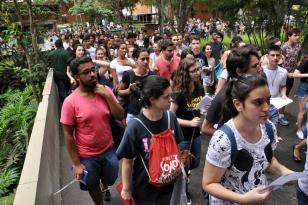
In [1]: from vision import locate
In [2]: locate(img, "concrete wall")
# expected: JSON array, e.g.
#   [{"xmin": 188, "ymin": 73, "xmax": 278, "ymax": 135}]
[{"xmin": 14, "ymin": 70, "xmax": 62, "ymax": 205}]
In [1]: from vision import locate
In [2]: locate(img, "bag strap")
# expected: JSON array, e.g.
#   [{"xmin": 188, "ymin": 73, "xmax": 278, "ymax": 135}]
[
  {"xmin": 134, "ymin": 118, "xmax": 154, "ymax": 136},
  {"xmin": 139, "ymin": 153, "xmax": 151, "ymax": 179},
  {"xmin": 265, "ymin": 121, "xmax": 274, "ymax": 143},
  {"xmin": 218, "ymin": 124, "xmax": 237, "ymax": 168}
]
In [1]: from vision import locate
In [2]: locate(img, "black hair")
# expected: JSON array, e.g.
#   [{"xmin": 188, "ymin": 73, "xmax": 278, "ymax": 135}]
[
  {"xmin": 226, "ymin": 45, "xmax": 260, "ymax": 79},
  {"xmin": 217, "ymin": 32, "xmax": 224, "ymax": 40},
  {"xmin": 127, "ymin": 32, "xmax": 137, "ymax": 39},
  {"xmin": 159, "ymin": 39, "xmax": 174, "ymax": 51},
  {"xmin": 267, "ymin": 37, "xmax": 281, "ymax": 47},
  {"xmin": 70, "ymin": 56, "xmax": 92, "ymax": 76},
  {"xmin": 220, "ymin": 74, "xmax": 268, "ymax": 124},
  {"xmin": 153, "ymin": 36, "xmax": 162, "ymax": 43},
  {"xmin": 202, "ymin": 43, "xmax": 213, "ymax": 57},
  {"xmin": 55, "ymin": 39, "xmax": 63, "ymax": 48},
  {"xmin": 140, "ymin": 75, "xmax": 170, "ymax": 108},
  {"xmin": 287, "ymin": 28, "xmax": 300, "ymax": 37},
  {"xmin": 230, "ymin": 36, "xmax": 243, "ymax": 48},
  {"xmin": 132, "ymin": 48, "xmax": 148, "ymax": 59},
  {"xmin": 72, "ymin": 44, "xmax": 85, "ymax": 58},
  {"xmin": 189, "ymin": 35, "xmax": 200, "ymax": 45},
  {"xmin": 268, "ymin": 45, "xmax": 281, "ymax": 53}
]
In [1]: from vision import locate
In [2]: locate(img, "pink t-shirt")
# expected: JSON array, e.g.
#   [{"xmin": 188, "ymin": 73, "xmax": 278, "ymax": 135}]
[
  {"xmin": 155, "ymin": 56, "xmax": 180, "ymax": 80},
  {"xmin": 60, "ymin": 88, "xmax": 115, "ymax": 157}
]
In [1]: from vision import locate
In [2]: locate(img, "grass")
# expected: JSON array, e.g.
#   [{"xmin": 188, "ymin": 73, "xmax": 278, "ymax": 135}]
[{"xmin": 200, "ymin": 34, "xmax": 260, "ymax": 50}]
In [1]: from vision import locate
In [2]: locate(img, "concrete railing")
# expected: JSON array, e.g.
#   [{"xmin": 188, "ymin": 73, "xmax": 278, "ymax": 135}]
[{"xmin": 14, "ymin": 70, "xmax": 62, "ymax": 205}]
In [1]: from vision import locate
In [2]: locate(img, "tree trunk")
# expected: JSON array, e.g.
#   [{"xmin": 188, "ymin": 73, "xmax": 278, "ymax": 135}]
[
  {"xmin": 13, "ymin": 0, "xmax": 41, "ymax": 103},
  {"xmin": 158, "ymin": 0, "xmax": 163, "ymax": 35},
  {"xmin": 176, "ymin": 0, "xmax": 195, "ymax": 35},
  {"xmin": 26, "ymin": 0, "xmax": 39, "ymax": 64}
]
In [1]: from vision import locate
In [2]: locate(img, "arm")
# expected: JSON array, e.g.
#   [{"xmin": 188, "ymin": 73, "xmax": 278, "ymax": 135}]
[
  {"xmin": 93, "ymin": 59, "xmax": 110, "ymax": 67},
  {"xmin": 63, "ymin": 124, "xmax": 85, "ymax": 179},
  {"xmin": 170, "ymin": 101, "xmax": 200, "ymax": 127},
  {"xmin": 268, "ymin": 156, "xmax": 293, "ymax": 176},
  {"xmin": 94, "ymin": 84, "xmax": 124, "ymax": 119},
  {"xmin": 215, "ymin": 77, "xmax": 226, "ymax": 95},
  {"xmin": 109, "ymin": 68, "xmax": 119, "ymax": 88},
  {"xmin": 280, "ymin": 86, "xmax": 287, "ymax": 99},
  {"xmin": 201, "ymin": 119, "xmax": 216, "ymax": 135},
  {"xmin": 121, "ymin": 158, "xmax": 133, "ymax": 200},
  {"xmin": 66, "ymin": 66, "xmax": 77, "ymax": 86},
  {"xmin": 292, "ymin": 69, "xmax": 308, "ymax": 78},
  {"xmin": 118, "ymin": 82, "xmax": 132, "ymax": 97},
  {"xmin": 203, "ymin": 161, "xmax": 272, "ymax": 204}
]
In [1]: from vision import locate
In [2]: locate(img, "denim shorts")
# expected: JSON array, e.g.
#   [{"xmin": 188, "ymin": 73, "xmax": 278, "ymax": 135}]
[
  {"xmin": 296, "ymin": 185, "xmax": 308, "ymax": 205},
  {"xmin": 296, "ymin": 82, "xmax": 308, "ymax": 98},
  {"xmin": 79, "ymin": 146, "xmax": 119, "ymax": 191}
]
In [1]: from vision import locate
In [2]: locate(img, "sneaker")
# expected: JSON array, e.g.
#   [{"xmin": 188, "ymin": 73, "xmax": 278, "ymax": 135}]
[
  {"xmin": 278, "ymin": 116, "xmax": 289, "ymax": 126},
  {"xmin": 186, "ymin": 191, "xmax": 192, "ymax": 205},
  {"xmin": 296, "ymin": 130, "xmax": 304, "ymax": 140},
  {"xmin": 103, "ymin": 189, "xmax": 111, "ymax": 202}
]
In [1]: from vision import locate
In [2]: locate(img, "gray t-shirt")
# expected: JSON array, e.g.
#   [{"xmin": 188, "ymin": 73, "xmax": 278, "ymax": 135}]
[{"xmin": 263, "ymin": 66, "xmax": 287, "ymax": 97}]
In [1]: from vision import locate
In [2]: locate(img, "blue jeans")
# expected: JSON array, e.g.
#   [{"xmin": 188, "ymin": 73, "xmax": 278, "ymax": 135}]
[
  {"xmin": 297, "ymin": 185, "xmax": 308, "ymax": 205},
  {"xmin": 79, "ymin": 146, "xmax": 119, "ymax": 191},
  {"xmin": 179, "ymin": 136, "xmax": 201, "ymax": 170}
]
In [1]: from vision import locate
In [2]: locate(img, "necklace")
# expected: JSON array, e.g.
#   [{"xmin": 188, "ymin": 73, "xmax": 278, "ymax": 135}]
[{"xmin": 268, "ymin": 69, "xmax": 278, "ymax": 87}]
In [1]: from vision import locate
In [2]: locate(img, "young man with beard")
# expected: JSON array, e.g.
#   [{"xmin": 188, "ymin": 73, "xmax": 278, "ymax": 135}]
[
  {"xmin": 60, "ymin": 56, "xmax": 124, "ymax": 205},
  {"xmin": 155, "ymin": 39, "xmax": 180, "ymax": 81}
]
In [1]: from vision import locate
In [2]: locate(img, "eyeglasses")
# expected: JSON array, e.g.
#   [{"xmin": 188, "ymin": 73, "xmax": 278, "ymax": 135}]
[{"xmin": 78, "ymin": 67, "xmax": 96, "ymax": 75}]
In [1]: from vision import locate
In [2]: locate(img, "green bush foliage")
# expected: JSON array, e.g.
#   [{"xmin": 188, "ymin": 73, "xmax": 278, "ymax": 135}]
[{"xmin": 0, "ymin": 86, "xmax": 38, "ymax": 196}]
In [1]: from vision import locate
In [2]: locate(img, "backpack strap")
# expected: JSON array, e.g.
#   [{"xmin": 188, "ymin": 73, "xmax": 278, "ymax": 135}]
[
  {"xmin": 265, "ymin": 121, "xmax": 274, "ymax": 144},
  {"xmin": 218, "ymin": 124, "xmax": 238, "ymax": 168},
  {"xmin": 134, "ymin": 118, "xmax": 154, "ymax": 136},
  {"xmin": 167, "ymin": 111, "xmax": 170, "ymax": 129}
]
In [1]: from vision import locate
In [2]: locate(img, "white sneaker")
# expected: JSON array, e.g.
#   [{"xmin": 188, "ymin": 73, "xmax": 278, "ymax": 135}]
[{"xmin": 296, "ymin": 130, "xmax": 304, "ymax": 140}]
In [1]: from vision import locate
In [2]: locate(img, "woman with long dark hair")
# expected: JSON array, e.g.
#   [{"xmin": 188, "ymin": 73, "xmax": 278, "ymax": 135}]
[
  {"xmin": 202, "ymin": 74, "xmax": 293, "ymax": 205},
  {"xmin": 170, "ymin": 57, "xmax": 204, "ymax": 204},
  {"xmin": 116, "ymin": 76, "xmax": 184, "ymax": 205}
]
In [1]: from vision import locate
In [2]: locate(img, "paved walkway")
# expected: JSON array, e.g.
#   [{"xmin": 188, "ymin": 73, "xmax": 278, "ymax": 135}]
[{"xmin": 60, "ymin": 87, "xmax": 305, "ymax": 205}]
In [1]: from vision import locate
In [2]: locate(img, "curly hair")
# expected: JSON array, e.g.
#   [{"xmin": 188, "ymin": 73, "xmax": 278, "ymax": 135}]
[{"xmin": 172, "ymin": 57, "xmax": 201, "ymax": 102}]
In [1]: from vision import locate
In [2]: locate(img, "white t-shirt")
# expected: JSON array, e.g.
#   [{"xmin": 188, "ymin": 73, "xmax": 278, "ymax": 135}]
[
  {"xmin": 263, "ymin": 66, "xmax": 287, "ymax": 97},
  {"xmin": 110, "ymin": 58, "xmax": 134, "ymax": 83},
  {"xmin": 206, "ymin": 119, "xmax": 277, "ymax": 205}
]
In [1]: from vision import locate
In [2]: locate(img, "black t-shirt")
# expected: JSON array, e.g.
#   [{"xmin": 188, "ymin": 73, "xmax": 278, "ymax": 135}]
[
  {"xmin": 206, "ymin": 86, "xmax": 226, "ymax": 125},
  {"xmin": 193, "ymin": 52, "xmax": 208, "ymax": 69},
  {"xmin": 171, "ymin": 86, "xmax": 204, "ymax": 141},
  {"xmin": 121, "ymin": 70, "xmax": 156, "ymax": 115},
  {"xmin": 116, "ymin": 111, "xmax": 183, "ymax": 201},
  {"xmin": 298, "ymin": 60, "xmax": 308, "ymax": 83}
]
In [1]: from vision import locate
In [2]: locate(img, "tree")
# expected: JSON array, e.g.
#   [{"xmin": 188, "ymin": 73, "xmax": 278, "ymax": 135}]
[{"xmin": 69, "ymin": 0, "xmax": 113, "ymax": 23}]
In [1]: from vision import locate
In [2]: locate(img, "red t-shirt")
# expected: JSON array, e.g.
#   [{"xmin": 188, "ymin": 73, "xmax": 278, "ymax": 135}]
[
  {"xmin": 155, "ymin": 56, "xmax": 180, "ymax": 80},
  {"xmin": 60, "ymin": 88, "xmax": 115, "ymax": 157}
]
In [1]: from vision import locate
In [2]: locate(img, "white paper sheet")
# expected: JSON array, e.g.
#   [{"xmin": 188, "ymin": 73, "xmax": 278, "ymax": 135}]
[
  {"xmin": 260, "ymin": 172, "xmax": 308, "ymax": 193},
  {"xmin": 197, "ymin": 95, "xmax": 213, "ymax": 114},
  {"xmin": 270, "ymin": 97, "xmax": 293, "ymax": 109}
]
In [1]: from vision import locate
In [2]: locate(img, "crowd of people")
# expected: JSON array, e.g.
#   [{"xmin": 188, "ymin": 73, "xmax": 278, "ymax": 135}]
[{"xmin": 45, "ymin": 24, "xmax": 307, "ymax": 205}]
